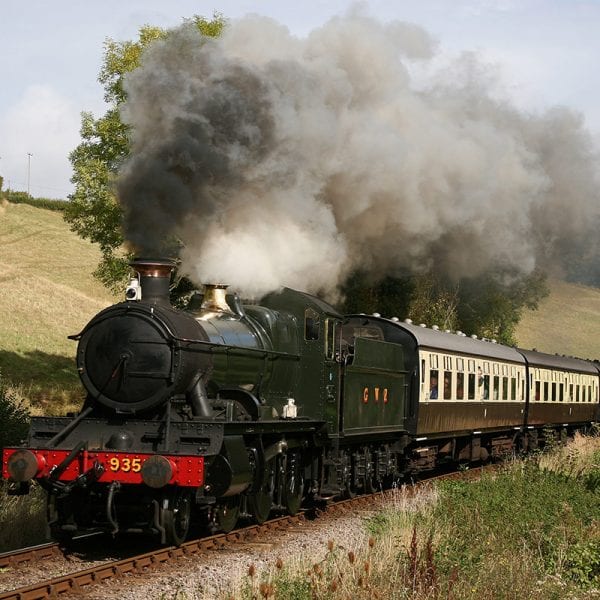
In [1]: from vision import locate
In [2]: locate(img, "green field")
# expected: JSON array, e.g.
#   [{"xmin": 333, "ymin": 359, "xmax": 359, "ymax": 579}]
[{"xmin": 0, "ymin": 200, "xmax": 598, "ymax": 412}]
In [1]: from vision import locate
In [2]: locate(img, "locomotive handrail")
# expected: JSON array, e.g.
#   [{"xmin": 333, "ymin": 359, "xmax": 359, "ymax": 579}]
[
  {"xmin": 46, "ymin": 406, "xmax": 93, "ymax": 448},
  {"xmin": 172, "ymin": 336, "xmax": 301, "ymax": 360}
]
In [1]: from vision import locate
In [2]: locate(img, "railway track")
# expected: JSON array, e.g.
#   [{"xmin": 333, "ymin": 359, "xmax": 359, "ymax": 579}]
[
  {"xmin": 0, "ymin": 543, "xmax": 62, "ymax": 570},
  {"xmin": 0, "ymin": 466, "xmax": 492, "ymax": 599}
]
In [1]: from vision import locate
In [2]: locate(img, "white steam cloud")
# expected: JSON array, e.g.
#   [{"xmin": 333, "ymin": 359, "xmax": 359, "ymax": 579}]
[{"xmin": 117, "ymin": 12, "xmax": 600, "ymax": 299}]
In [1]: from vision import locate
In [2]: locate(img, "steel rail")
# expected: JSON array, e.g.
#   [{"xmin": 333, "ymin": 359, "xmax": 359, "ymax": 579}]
[{"xmin": 0, "ymin": 543, "xmax": 62, "ymax": 570}]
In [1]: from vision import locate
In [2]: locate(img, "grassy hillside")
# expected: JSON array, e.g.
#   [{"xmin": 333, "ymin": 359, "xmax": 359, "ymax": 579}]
[
  {"xmin": 0, "ymin": 200, "xmax": 118, "ymax": 412},
  {"xmin": 515, "ymin": 278, "xmax": 600, "ymax": 360}
]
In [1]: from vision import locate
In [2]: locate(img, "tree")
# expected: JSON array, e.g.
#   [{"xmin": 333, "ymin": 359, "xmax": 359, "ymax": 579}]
[
  {"xmin": 64, "ymin": 15, "xmax": 226, "ymax": 292},
  {"xmin": 340, "ymin": 270, "xmax": 548, "ymax": 347},
  {"xmin": 456, "ymin": 270, "xmax": 549, "ymax": 346}
]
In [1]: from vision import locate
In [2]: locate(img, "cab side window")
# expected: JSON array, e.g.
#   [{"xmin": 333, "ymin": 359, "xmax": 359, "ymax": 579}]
[{"xmin": 305, "ymin": 309, "xmax": 320, "ymax": 341}]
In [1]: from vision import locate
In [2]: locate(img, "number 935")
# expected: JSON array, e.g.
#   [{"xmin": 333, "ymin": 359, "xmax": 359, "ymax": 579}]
[{"xmin": 108, "ymin": 457, "xmax": 142, "ymax": 473}]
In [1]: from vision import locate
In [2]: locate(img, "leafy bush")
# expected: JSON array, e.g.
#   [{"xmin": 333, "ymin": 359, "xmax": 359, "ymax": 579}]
[
  {"xmin": 564, "ymin": 539, "xmax": 600, "ymax": 586},
  {"xmin": 0, "ymin": 371, "xmax": 30, "ymax": 450}
]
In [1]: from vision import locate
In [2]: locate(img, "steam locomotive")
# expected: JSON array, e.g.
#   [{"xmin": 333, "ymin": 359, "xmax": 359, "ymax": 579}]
[{"xmin": 3, "ymin": 259, "xmax": 599, "ymax": 545}]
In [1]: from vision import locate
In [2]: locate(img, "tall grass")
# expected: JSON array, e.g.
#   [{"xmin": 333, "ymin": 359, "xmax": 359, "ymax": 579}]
[{"xmin": 0, "ymin": 483, "xmax": 48, "ymax": 551}]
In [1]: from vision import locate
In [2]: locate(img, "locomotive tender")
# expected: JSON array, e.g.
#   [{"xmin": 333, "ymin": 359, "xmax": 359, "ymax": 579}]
[{"xmin": 3, "ymin": 259, "xmax": 600, "ymax": 545}]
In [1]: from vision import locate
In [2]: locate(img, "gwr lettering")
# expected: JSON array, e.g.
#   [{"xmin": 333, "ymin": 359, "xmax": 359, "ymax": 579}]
[{"xmin": 362, "ymin": 387, "xmax": 389, "ymax": 404}]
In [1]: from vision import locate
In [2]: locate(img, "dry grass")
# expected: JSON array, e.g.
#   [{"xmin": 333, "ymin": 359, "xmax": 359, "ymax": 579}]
[
  {"xmin": 0, "ymin": 483, "xmax": 48, "ymax": 551},
  {"xmin": 538, "ymin": 429, "xmax": 600, "ymax": 476},
  {"xmin": 0, "ymin": 202, "xmax": 118, "ymax": 407},
  {"xmin": 516, "ymin": 278, "xmax": 600, "ymax": 359}
]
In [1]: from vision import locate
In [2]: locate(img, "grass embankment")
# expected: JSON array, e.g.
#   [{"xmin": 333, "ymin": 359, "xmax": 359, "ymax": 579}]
[
  {"xmin": 234, "ymin": 434, "xmax": 600, "ymax": 600},
  {"xmin": 516, "ymin": 278, "xmax": 600, "ymax": 360},
  {"xmin": 0, "ymin": 200, "xmax": 118, "ymax": 413}
]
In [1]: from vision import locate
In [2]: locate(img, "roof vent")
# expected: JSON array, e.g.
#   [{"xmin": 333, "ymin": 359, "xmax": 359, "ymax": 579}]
[
  {"xmin": 372, "ymin": 312, "xmax": 381, "ymax": 318},
  {"xmin": 432, "ymin": 325, "xmax": 439, "ymax": 331},
  {"xmin": 404, "ymin": 318, "xmax": 413, "ymax": 324},
  {"xmin": 419, "ymin": 323, "xmax": 427, "ymax": 328},
  {"xmin": 471, "ymin": 334, "xmax": 478, "ymax": 339},
  {"xmin": 391, "ymin": 317, "xmax": 399, "ymax": 322}
]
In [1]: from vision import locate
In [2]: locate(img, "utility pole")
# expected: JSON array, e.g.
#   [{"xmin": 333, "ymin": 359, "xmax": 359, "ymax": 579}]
[{"xmin": 27, "ymin": 152, "xmax": 33, "ymax": 196}]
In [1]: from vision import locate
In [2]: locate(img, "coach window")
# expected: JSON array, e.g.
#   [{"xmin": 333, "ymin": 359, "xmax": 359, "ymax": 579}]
[
  {"xmin": 544, "ymin": 381, "xmax": 549, "ymax": 402},
  {"xmin": 482, "ymin": 375, "xmax": 490, "ymax": 399},
  {"xmin": 456, "ymin": 359, "xmax": 464, "ymax": 400},
  {"xmin": 569, "ymin": 383, "xmax": 574, "ymax": 402},
  {"xmin": 468, "ymin": 372, "xmax": 476, "ymax": 400},
  {"xmin": 430, "ymin": 354, "xmax": 439, "ymax": 369},
  {"xmin": 491, "ymin": 375, "xmax": 499, "ymax": 400},
  {"xmin": 551, "ymin": 382, "xmax": 556, "ymax": 402},
  {"xmin": 443, "ymin": 371, "xmax": 452, "ymax": 400},
  {"xmin": 479, "ymin": 366, "xmax": 490, "ymax": 400},
  {"xmin": 456, "ymin": 372, "xmax": 465, "ymax": 400},
  {"xmin": 429, "ymin": 369, "xmax": 439, "ymax": 399},
  {"xmin": 535, "ymin": 381, "xmax": 541, "ymax": 402},
  {"xmin": 576, "ymin": 385, "xmax": 580, "ymax": 403},
  {"xmin": 559, "ymin": 383, "xmax": 564, "ymax": 402},
  {"xmin": 511, "ymin": 377, "xmax": 516, "ymax": 400},
  {"xmin": 304, "ymin": 309, "xmax": 320, "ymax": 341}
]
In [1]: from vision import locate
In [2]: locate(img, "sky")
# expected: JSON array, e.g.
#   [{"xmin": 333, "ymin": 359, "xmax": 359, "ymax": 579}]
[{"xmin": 1, "ymin": 0, "xmax": 599, "ymax": 199}]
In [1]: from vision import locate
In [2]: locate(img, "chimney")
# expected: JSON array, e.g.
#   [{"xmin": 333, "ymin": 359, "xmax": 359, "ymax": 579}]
[{"xmin": 129, "ymin": 258, "xmax": 175, "ymax": 305}]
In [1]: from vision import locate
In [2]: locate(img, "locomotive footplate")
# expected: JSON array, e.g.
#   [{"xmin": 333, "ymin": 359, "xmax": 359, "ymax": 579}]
[{"xmin": 23, "ymin": 416, "xmax": 224, "ymax": 455}]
